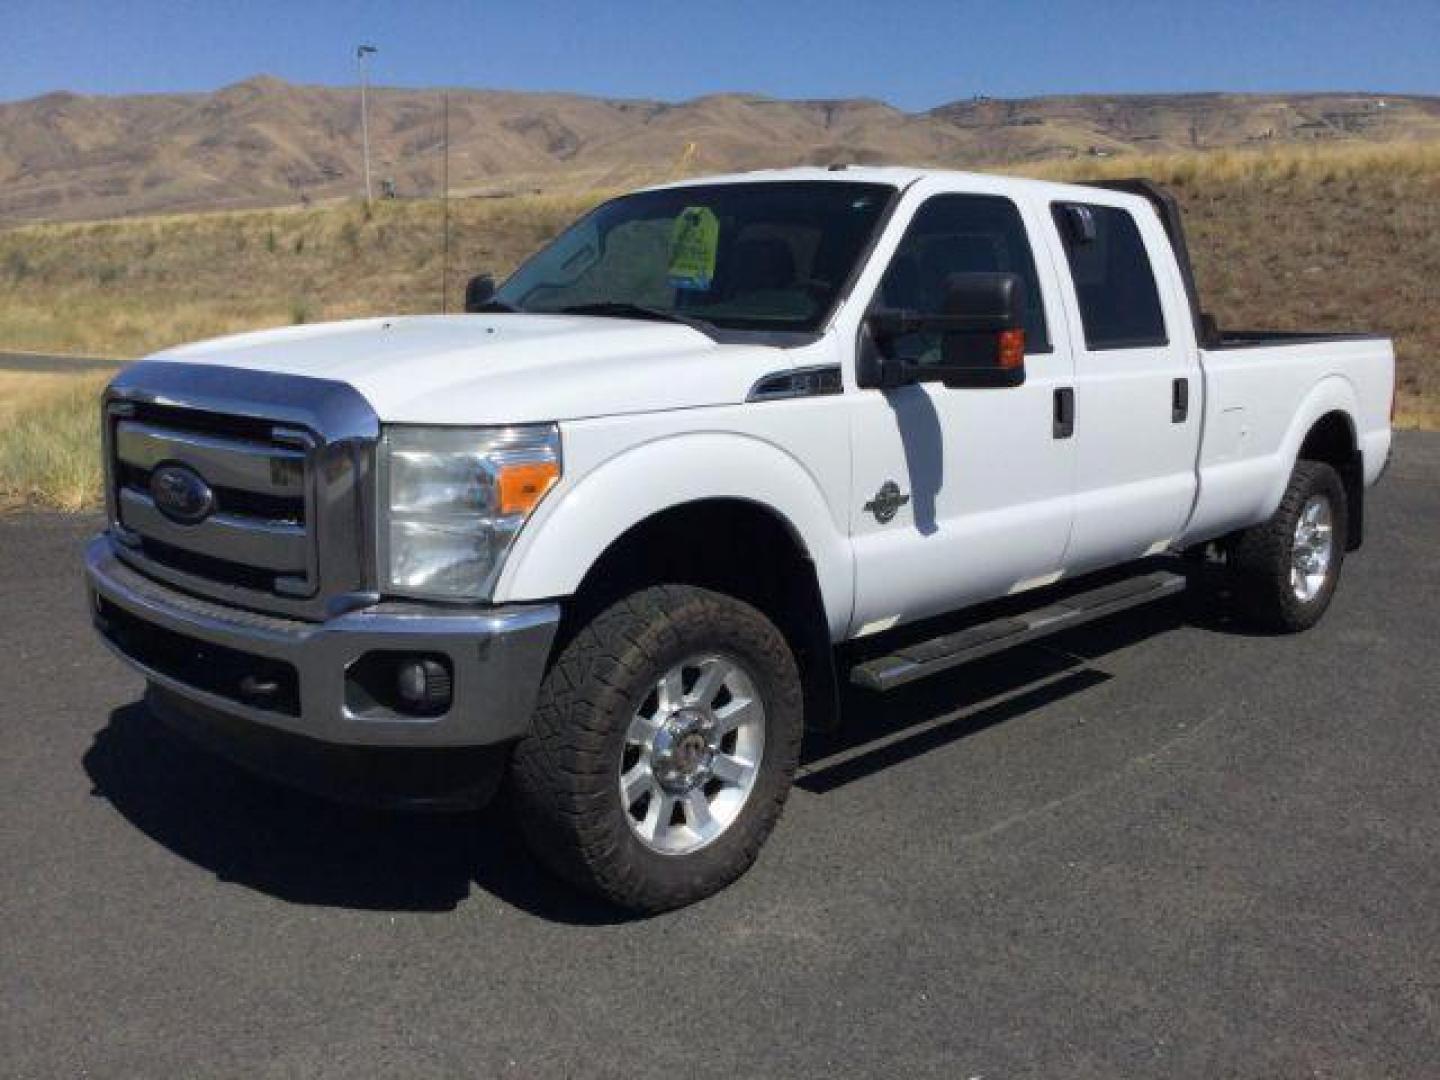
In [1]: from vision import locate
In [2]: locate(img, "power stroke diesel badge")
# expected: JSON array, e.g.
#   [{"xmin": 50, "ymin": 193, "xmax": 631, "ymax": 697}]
[{"xmin": 864, "ymin": 481, "xmax": 910, "ymax": 524}]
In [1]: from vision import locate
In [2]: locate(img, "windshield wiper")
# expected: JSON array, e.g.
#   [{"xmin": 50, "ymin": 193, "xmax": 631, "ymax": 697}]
[{"xmin": 555, "ymin": 302, "xmax": 716, "ymax": 337}]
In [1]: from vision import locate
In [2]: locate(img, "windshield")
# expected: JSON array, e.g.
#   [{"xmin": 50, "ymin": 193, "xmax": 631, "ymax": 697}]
[{"xmin": 494, "ymin": 181, "xmax": 896, "ymax": 333}]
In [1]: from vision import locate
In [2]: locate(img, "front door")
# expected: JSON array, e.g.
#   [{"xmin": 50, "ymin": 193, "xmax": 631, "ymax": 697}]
[{"xmin": 847, "ymin": 190, "xmax": 1077, "ymax": 637}]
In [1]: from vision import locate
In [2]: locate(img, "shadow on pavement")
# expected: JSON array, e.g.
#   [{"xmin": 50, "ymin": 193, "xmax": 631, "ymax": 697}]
[
  {"xmin": 83, "ymin": 703, "xmax": 633, "ymax": 924},
  {"xmin": 797, "ymin": 595, "xmax": 1196, "ymax": 793}
]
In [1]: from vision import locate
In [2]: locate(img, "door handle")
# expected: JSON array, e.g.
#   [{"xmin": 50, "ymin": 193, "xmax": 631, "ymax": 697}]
[
  {"xmin": 1053, "ymin": 387, "xmax": 1075, "ymax": 439},
  {"xmin": 1172, "ymin": 377, "xmax": 1190, "ymax": 423}
]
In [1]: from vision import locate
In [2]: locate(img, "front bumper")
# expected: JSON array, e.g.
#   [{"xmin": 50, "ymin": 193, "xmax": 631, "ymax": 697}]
[{"xmin": 86, "ymin": 533, "xmax": 560, "ymax": 750}]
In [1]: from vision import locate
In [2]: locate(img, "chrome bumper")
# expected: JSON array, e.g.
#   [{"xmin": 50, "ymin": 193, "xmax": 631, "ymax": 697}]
[{"xmin": 86, "ymin": 534, "xmax": 560, "ymax": 748}]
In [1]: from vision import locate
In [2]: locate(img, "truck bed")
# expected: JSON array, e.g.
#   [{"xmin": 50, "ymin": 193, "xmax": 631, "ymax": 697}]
[
  {"xmin": 1208, "ymin": 329, "xmax": 1388, "ymax": 350},
  {"xmin": 1182, "ymin": 333, "xmax": 1395, "ymax": 548}
]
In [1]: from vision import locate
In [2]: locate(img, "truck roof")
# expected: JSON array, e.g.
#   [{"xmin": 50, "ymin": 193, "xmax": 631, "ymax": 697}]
[{"xmin": 643, "ymin": 164, "xmax": 1127, "ymax": 205}]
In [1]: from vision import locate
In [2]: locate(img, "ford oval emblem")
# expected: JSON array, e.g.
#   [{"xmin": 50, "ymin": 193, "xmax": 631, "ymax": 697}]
[{"xmin": 150, "ymin": 463, "xmax": 215, "ymax": 525}]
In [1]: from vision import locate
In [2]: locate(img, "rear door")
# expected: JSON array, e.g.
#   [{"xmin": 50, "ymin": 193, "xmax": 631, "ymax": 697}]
[{"xmin": 1046, "ymin": 197, "xmax": 1202, "ymax": 573}]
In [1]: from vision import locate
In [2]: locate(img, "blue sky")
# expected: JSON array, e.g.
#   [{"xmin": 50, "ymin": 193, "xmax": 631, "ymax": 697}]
[{"xmin": 6, "ymin": 0, "xmax": 1438, "ymax": 108}]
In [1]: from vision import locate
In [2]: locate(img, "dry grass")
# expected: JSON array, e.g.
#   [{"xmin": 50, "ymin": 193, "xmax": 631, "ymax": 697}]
[
  {"xmin": 0, "ymin": 190, "xmax": 614, "ymax": 358},
  {"xmin": 0, "ymin": 140, "xmax": 1435, "ymax": 509},
  {"xmin": 0, "ymin": 370, "xmax": 91, "ymax": 425},
  {"xmin": 1022, "ymin": 139, "xmax": 1440, "ymax": 186},
  {"xmin": 0, "ymin": 372, "xmax": 109, "ymax": 510}
]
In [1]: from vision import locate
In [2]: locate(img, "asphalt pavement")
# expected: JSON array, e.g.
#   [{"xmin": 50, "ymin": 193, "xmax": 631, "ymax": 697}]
[{"xmin": 3, "ymin": 434, "xmax": 1437, "ymax": 1078}]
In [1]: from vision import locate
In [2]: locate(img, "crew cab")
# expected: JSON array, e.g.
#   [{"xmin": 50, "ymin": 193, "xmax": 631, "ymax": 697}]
[{"xmin": 86, "ymin": 167, "xmax": 1395, "ymax": 912}]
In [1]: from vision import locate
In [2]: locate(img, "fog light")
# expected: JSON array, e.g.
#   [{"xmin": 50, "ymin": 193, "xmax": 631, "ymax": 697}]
[{"xmin": 396, "ymin": 657, "xmax": 453, "ymax": 715}]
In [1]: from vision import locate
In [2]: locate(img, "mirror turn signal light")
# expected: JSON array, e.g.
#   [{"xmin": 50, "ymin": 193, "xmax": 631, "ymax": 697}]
[
  {"xmin": 496, "ymin": 460, "xmax": 560, "ymax": 515},
  {"xmin": 998, "ymin": 329, "xmax": 1026, "ymax": 369}
]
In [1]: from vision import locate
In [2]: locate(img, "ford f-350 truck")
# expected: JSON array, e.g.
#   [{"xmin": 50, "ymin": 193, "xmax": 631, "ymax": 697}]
[{"xmin": 87, "ymin": 168, "xmax": 1394, "ymax": 912}]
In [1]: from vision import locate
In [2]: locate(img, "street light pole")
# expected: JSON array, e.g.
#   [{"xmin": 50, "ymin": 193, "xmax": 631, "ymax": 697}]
[{"xmin": 356, "ymin": 44, "xmax": 378, "ymax": 204}]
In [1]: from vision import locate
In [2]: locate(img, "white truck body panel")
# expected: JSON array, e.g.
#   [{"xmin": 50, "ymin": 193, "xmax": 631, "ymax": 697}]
[
  {"xmin": 150, "ymin": 313, "xmax": 788, "ymax": 424},
  {"xmin": 1184, "ymin": 340, "xmax": 1393, "ymax": 544},
  {"xmin": 500, "ymin": 384, "xmax": 857, "ymax": 640}
]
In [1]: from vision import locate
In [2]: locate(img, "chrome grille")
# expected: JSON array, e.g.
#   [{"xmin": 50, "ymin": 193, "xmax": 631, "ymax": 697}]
[
  {"xmin": 104, "ymin": 362, "xmax": 380, "ymax": 621},
  {"xmin": 112, "ymin": 415, "xmax": 318, "ymax": 597}
]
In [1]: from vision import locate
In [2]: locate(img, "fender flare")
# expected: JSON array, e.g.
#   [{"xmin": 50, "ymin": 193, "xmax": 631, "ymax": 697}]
[
  {"xmin": 1260, "ymin": 374, "xmax": 1360, "ymax": 516},
  {"xmin": 495, "ymin": 432, "xmax": 854, "ymax": 640}
]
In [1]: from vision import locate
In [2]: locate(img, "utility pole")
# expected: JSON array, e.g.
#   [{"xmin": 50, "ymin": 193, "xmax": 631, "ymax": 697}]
[
  {"xmin": 441, "ymin": 91, "xmax": 451, "ymax": 313},
  {"xmin": 356, "ymin": 44, "xmax": 378, "ymax": 203}
]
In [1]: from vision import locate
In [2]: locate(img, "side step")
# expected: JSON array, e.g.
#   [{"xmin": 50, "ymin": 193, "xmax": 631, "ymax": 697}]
[{"xmin": 849, "ymin": 570, "xmax": 1186, "ymax": 692}]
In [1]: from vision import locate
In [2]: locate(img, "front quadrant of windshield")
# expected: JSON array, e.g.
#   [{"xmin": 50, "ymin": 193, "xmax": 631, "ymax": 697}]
[
  {"xmin": 667, "ymin": 207, "xmax": 720, "ymax": 292},
  {"xmin": 495, "ymin": 181, "xmax": 897, "ymax": 333}
]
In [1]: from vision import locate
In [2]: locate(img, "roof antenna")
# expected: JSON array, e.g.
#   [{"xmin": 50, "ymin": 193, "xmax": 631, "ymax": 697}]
[{"xmin": 440, "ymin": 90, "xmax": 451, "ymax": 314}]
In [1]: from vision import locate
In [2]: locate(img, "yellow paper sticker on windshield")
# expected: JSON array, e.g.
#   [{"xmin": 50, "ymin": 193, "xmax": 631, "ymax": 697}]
[{"xmin": 667, "ymin": 206, "xmax": 719, "ymax": 291}]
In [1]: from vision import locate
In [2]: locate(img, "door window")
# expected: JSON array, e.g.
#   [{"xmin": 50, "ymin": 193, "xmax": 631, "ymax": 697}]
[
  {"xmin": 875, "ymin": 195, "xmax": 1050, "ymax": 366},
  {"xmin": 1052, "ymin": 203, "xmax": 1168, "ymax": 350}
]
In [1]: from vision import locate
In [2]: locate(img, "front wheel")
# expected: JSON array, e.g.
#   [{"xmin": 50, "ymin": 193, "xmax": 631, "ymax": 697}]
[
  {"xmin": 508, "ymin": 584, "xmax": 803, "ymax": 913},
  {"xmin": 1229, "ymin": 460, "xmax": 1347, "ymax": 632}
]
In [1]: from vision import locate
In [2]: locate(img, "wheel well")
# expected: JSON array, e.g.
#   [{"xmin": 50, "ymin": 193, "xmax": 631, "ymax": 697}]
[
  {"xmin": 1299, "ymin": 410, "xmax": 1363, "ymax": 551},
  {"xmin": 563, "ymin": 499, "xmax": 839, "ymax": 730}
]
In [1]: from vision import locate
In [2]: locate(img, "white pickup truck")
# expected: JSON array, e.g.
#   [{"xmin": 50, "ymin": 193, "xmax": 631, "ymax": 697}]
[{"xmin": 87, "ymin": 167, "xmax": 1394, "ymax": 911}]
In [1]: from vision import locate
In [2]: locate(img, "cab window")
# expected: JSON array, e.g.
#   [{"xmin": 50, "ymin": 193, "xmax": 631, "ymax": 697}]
[
  {"xmin": 1051, "ymin": 202, "xmax": 1168, "ymax": 350},
  {"xmin": 875, "ymin": 194, "xmax": 1051, "ymax": 367}
]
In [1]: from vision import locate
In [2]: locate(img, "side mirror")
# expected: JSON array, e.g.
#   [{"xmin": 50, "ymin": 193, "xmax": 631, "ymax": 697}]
[
  {"xmin": 1058, "ymin": 204, "xmax": 1098, "ymax": 245},
  {"xmin": 464, "ymin": 273, "xmax": 497, "ymax": 313},
  {"xmin": 860, "ymin": 271, "xmax": 1027, "ymax": 389}
]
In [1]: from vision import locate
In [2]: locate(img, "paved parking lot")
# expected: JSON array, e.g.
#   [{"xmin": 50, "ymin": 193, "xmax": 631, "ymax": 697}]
[{"xmin": 3, "ymin": 434, "xmax": 1437, "ymax": 1078}]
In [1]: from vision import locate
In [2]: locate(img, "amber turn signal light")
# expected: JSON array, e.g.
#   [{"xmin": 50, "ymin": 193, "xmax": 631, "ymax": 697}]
[
  {"xmin": 496, "ymin": 460, "xmax": 560, "ymax": 516},
  {"xmin": 998, "ymin": 328, "xmax": 1026, "ymax": 369}
]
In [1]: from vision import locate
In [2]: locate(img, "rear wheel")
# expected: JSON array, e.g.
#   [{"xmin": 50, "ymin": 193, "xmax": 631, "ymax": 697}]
[
  {"xmin": 1229, "ymin": 460, "xmax": 1347, "ymax": 632},
  {"xmin": 508, "ymin": 584, "xmax": 803, "ymax": 913}
]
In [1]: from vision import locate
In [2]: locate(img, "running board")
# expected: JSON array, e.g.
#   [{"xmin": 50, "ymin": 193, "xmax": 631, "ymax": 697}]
[{"xmin": 849, "ymin": 570, "xmax": 1186, "ymax": 692}]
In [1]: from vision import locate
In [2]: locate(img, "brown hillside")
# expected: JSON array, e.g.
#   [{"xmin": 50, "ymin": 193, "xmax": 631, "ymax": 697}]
[{"xmin": 2, "ymin": 78, "xmax": 1437, "ymax": 221}]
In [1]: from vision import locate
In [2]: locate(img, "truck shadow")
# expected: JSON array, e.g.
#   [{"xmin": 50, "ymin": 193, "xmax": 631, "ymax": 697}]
[
  {"xmin": 83, "ymin": 587, "xmax": 1229, "ymax": 923},
  {"xmin": 799, "ymin": 593, "xmax": 1192, "ymax": 792},
  {"xmin": 83, "ymin": 704, "xmax": 622, "ymax": 924}
]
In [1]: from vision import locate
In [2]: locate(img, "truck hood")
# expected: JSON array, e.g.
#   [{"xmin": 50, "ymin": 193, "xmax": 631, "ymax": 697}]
[{"xmin": 147, "ymin": 313, "xmax": 792, "ymax": 424}]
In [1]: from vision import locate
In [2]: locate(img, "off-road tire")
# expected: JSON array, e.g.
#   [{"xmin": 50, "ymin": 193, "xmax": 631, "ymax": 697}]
[
  {"xmin": 508, "ymin": 584, "xmax": 804, "ymax": 913},
  {"xmin": 1229, "ymin": 460, "xmax": 1347, "ymax": 633}
]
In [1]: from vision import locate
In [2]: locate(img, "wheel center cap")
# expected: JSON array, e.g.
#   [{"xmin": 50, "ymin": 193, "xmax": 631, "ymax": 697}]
[{"xmin": 651, "ymin": 708, "xmax": 714, "ymax": 792}]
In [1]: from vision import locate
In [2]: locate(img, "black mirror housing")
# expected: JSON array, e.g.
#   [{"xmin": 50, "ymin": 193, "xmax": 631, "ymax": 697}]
[
  {"xmin": 861, "ymin": 271, "xmax": 1027, "ymax": 389},
  {"xmin": 464, "ymin": 273, "xmax": 497, "ymax": 313},
  {"xmin": 942, "ymin": 272, "xmax": 1025, "ymax": 329}
]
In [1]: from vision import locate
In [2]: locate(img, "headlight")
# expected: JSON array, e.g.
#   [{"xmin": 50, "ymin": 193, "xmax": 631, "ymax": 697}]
[{"xmin": 378, "ymin": 425, "xmax": 560, "ymax": 600}]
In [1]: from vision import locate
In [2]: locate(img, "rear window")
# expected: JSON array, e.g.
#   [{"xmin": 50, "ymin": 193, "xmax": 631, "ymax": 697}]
[{"xmin": 1052, "ymin": 203, "xmax": 1168, "ymax": 350}]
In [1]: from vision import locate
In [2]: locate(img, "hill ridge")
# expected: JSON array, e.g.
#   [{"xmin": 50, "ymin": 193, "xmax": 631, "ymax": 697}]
[{"xmin": 2, "ymin": 78, "xmax": 1436, "ymax": 222}]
